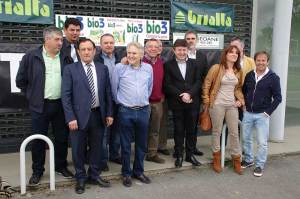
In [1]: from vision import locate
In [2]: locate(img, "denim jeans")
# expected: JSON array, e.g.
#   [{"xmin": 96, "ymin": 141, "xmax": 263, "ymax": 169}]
[
  {"xmin": 109, "ymin": 105, "xmax": 121, "ymax": 160},
  {"xmin": 242, "ymin": 111, "xmax": 270, "ymax": 169},
  {"xmin": 99, "ymin": 128, "xmax": 109, "ymax": 169},
  {"xmin": 100, "ymin": 105, "xmax": 121, "ymax": 169},
  {"xmin": 118, "ymin": 105, "xmax": 150, "ymax": 177}
]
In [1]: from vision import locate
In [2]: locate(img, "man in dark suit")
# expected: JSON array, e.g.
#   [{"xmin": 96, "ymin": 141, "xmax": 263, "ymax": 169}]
[
  {"xmin": 94, "ymin": 33, "xmax": 123, "ymax": 172},
  {"xmin": 62, "ymin": 38, "xmax": 113, "ymax": 194},
  {"xmin": 164, "ymin": 39, "xmax": 205, "ymax": 168},
  {"xmin": 16, "ymin": 26, "xmax": 73, "ymax": 186},
  {"xmin": 184, "ymin": 30, "xmax": 208, "ymax": 156},
  {"xmin": 61, "ymin": 18, "xmax": 81, "ymax": 63}
]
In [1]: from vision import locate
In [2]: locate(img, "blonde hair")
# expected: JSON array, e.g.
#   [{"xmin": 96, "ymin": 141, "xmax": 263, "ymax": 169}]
[{"xmin": 126, "ymin": 42, "xmax": 144, "ymax": 55}]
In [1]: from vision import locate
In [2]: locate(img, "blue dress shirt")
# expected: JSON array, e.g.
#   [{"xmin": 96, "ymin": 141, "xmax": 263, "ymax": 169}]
[
  {"xmin": 111, "ymin": 62, "xmax": 153, "ymax": 107},
  {"xmin": 101, "ymin": 52, "xmax": 116, "ymax": 82}
]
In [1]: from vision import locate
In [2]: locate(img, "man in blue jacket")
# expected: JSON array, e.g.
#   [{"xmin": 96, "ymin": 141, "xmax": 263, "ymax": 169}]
[
  {"xmin": 94, "ymin": 33, "xmax": 123, "ymax": 172},
  {"xmin": 242, "ymin": 51, "xmax": 282, "ymax": 177},
  {"xmin": 16, "ymin": 26, "xmax": 73, "ymax": 186},
  {"xmin": 62, "ymin": 38, "xmax": 113, "ymax": 194}
]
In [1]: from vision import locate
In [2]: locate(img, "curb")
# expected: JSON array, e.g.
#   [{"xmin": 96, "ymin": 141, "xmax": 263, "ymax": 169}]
[{"xmin": 12, "ymin": 151, "xmax": 300, "ymax": 196}]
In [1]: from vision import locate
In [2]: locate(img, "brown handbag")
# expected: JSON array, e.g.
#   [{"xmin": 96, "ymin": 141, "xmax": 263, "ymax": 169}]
[{"xmin": 199, "ymin": 110, "xmax": 212, "ymax": 131}]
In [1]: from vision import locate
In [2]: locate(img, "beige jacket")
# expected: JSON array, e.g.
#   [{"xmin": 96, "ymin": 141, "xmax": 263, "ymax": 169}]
[
  {"xmin": 241, "ymin": 55, "xmax": 256, "ymax": 84},
  {"xmin": 202, "ymin": 64, "xmax": 245, "ymax": 107}
]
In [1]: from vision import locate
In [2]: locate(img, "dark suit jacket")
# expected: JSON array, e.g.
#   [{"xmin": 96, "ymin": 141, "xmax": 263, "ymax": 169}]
[
  {"xmin": 94, "ymin": 50, "xmax": 122, "ymax": 65},
  {"xmin": 16, "ymin": 46, "xmax": 70, "ymax": 113},
  {"xmin": 61, "ymin": 61, "xmax": 113, "ymax": 130},
  {"xmin": 163, "ymin": 49, "xmax": 208, "ymax": 75},
  {"xmin": 195, "ymin": 50, "xmax": 209, "ymax": 78},
  {"xmin": 61, "ymin": 38, "xmax": 80, "ymax": 64},
  {"xmin": 164, "ymin": 58, "xmax": 205, "ymax": 110}
]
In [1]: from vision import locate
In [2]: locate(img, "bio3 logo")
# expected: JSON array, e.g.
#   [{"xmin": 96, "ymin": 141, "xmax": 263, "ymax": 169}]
[{"xmin": 127, "ymin": 20, "xmax": 168, "ymax": 34}]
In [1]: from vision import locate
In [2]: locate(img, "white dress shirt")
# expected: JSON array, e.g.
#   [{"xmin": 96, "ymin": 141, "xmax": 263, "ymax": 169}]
[
  {"xmin": 176, "ymin": 59, "xmax": 187, "ymax": 80},
  {"xmin": 71, "ymin": 44, "xmax": 78, "ymax": 62},
  {"xmin": 82, "ymin": 61, "xmax": 100, "ymax": 108}
]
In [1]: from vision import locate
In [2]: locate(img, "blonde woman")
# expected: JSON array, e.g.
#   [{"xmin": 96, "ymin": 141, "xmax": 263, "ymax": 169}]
[{"xmin": 202, "ymin": 45, "xmax": 244, "ymax": 175}]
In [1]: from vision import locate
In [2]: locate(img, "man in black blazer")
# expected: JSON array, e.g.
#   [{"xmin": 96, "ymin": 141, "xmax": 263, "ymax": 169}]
[
  {"xmin": 184, "ymin": 30, "xmax": 209, "ymax": 156},
  {"xmin": 62, "ymin": 38, "xmax": 113, "ymax": 194},
  {"xmin": 164, "ymin": 39, "xmax": 205, "ymax": 168}
]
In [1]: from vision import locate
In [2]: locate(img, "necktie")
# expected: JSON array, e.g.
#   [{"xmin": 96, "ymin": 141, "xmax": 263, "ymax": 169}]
[
  {"xmin": 86, "ymin": 64, "xmax": 96, "ymax": 108},
  {"xmin": 71, "ymin": 44, "xmax": 78, "ymax": 62}
]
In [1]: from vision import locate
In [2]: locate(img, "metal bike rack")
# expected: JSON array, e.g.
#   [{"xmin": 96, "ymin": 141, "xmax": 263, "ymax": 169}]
[
  {"xmin": 20, "ymin": 134, "xmax": 55, "ymax": 195},
  {"xmin": 221, "ymin": 121, "xmax": 243, "ymax": 168}
]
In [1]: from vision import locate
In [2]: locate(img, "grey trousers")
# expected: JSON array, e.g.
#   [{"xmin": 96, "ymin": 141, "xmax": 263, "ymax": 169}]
[
  {"xmin": 148, "ymin": 101, "xmax": 164, "ymax": 156},
  {"xmin": 209, "ymin": 104, "xmax": 241, "ymax": 155}
]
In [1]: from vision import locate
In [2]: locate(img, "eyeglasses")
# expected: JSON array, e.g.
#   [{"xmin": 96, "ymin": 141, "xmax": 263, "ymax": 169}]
[{"xmin": 146, "ymin": 45, "xmax": 159, "ymax": 48}]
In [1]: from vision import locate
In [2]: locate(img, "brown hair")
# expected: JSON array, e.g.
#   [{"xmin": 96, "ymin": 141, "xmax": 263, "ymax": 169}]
[
  {"xmin": 184, "ymin": 30, "xmax": 198, "ymax": 40},
  {"xmin": 100, "ymin": 33, "xmax": 114, "ymax": 43},
  {"xmin": 173, "ymin": 39, "xmax": 188, "ymax": 48},
  {"xmin": 78, "ymin": 38, "xmax": 96, "ymax": 49},
  {"xmin": 220, "ymin": 45, "xmax": 241, "ymax": 71},
  {"xmin": 254, "ymin": 51, "xmax": 270, "ymax": 61}
]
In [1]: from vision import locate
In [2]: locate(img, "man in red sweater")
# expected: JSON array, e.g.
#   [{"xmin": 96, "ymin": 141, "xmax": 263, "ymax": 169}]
[{"xmin": 143, "ymin": 39, "xmax": 166, "ymax": 164}]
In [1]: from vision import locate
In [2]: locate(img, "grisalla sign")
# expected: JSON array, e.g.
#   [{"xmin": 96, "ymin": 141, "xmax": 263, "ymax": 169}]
[
  {"xmin": 0, "ymin": 0, "xmax": 53, "ymax": 24},
  {"xmin": 171, "ymin": 1, "xmax": 234, "ymax": 32}
]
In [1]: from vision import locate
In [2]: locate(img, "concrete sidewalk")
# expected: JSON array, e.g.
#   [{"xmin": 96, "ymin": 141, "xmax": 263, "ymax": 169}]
[{"xmin": 0, "ymin": 126, "xmax": 299, "ymax": 189}]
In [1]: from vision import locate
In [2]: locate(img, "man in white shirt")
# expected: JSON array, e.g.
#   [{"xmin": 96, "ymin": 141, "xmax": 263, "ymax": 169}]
[{"xmin": 184, "ymin": 30, "xmax": 208, "ymax": 156}]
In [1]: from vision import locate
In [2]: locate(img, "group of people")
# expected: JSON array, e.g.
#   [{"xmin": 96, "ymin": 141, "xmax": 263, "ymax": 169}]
[{"xmin": 16, "ymin": 18, "xmax": 282, "ymax": 194}]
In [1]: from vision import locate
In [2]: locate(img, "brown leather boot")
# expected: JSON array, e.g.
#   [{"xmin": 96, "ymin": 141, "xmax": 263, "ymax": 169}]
[
  {"xmin": 232, "ymin": 155, "xmax": 243, "ymax": 175},
  {"xmin": 212, "ymin": 151, "xmax": 222, "ymax": 173}
]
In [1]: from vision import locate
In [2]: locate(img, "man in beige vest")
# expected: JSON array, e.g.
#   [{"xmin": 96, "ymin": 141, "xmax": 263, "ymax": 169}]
[{"xmin": 230, "ymin": 37, "xmax": 256, "ymax": 83}]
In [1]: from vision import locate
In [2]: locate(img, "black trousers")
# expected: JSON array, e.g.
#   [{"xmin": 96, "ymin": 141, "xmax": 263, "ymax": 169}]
[
  {"xmin": 191, "ymin": 105, "xmax": 201, "ymax": 150},
  {"xmin": 172, "ymin": 108, "xmax": 198, "ymax": 157},
  {"xmin": 30, "ymin": 99, "xmax": 69, "ymax": 175}
]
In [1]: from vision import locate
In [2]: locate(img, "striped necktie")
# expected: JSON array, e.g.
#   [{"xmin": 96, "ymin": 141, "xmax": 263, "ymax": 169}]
[{"xmin": 86, "ymin": 64, "xmax": 96, "ymax": 108}]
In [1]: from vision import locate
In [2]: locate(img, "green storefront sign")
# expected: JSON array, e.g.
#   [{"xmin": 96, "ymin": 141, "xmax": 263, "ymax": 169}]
[
  {"xmin": 0, "ymin": 0, "xmax": 53, "ymax": 24},
  {"xmin": 171, "ymin": 1, "xmax": 234, "ymax": 32}
]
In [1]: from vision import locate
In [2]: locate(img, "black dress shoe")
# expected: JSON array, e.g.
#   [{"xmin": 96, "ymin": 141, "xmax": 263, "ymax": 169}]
[
  {"xmin": 132, "ymin": 174, "xmax": 151, "ymax": 184},
  {"xmin": 193, "ymin": 148, "xmax": 204, "ymax": 156},
  {"xmin": 101, "ymin": 163, "xmax": 110, "ymax": 172},
  {"xmin": 157, "ymin": 149, "xmax": 170, "ymax": 156},
  {"xmin": 110, "ymin": 157, "xmax": 122, "ymax": 165},
  {"xmin": 75, "ymin": 181, "xmax": 85, "ymax": 194},
  {"xmin": 175, "ymin": 156, "xmax": 183, "ymax": 168},
  {"xmin": 172, "ymin": 152, "xmax": 177, "ymax": 158},
  {"xmin": 88, "ymin": 177, "xmax": 111, "ymax": 187},
  {"xmin": 123, "ymin": 176, "xmax": 132, "ymax": 187},
  {"xmin": 28, "ymin": 173, "xmax": 42, "ymax": 186},
  {"xmin": 185, "ymin": 155, "xmax": 202, "ymax": 166},
  {"xmin": 55, "ymin": 167, "xmax": 74, "ymax": 179}
]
